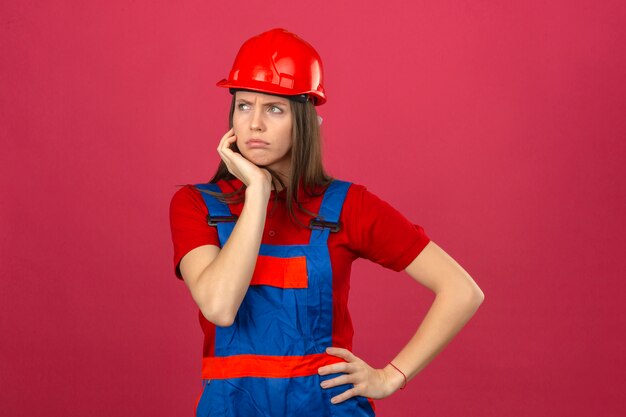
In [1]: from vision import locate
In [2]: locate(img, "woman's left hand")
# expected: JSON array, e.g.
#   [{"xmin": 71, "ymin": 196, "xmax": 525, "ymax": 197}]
[{"xmin": 318, "ymin": 347, "xmax": 406, "ymax": 404}]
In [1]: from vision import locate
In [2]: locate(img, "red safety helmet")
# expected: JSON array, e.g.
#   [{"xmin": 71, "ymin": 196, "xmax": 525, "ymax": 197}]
[{"xmin": 217, "ymin": 28, "xmax": 326, "ymax": 105}]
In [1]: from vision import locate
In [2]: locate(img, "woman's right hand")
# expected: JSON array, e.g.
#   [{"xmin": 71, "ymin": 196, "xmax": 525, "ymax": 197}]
[{"xmin": 217, "ymin": 128, "xmax": 272, "ymax": 193}]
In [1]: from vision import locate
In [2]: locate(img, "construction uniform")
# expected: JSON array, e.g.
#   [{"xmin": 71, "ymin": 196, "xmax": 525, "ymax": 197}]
[{"xmin": 169, "ymin": 178, "xmax": 430, "ymax": 417}]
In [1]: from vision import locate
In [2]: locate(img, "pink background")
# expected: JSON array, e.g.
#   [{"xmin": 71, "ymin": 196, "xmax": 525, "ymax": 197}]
[{"xmin": 2, "ymin": 1, "xmax": 625, "ymax": 416}]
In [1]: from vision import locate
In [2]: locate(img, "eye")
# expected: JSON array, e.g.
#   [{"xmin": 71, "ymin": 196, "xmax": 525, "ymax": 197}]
[
  {"xmin": 268, "ymin": 105, "xmax": 283, "ymax": 114},
  {"xmin": 237, "ymin": 103, "xmax": 250, "ymax": 111}
]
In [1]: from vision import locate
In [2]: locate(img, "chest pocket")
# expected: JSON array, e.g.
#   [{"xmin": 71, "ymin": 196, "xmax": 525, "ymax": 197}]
[
  {"xmin": 250, "ymin": 255, "xmax": 308, "ymax": 289},
  {"xmin": 226, "ymin": 246, "xmax": 315, "ymax": 356}
]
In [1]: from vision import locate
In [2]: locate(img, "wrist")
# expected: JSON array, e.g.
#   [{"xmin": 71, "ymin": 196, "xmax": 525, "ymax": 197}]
[
  {"xmin": 384, "ymin": 362, "xmax": 407, "ymax": 393},
  {"xmin": 245, "ymin": 182, "xmax": 271, "ymax": 200}
]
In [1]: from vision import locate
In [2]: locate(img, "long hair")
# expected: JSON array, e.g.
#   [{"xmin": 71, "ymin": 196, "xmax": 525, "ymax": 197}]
[{"xmin": 199, "ymin": 94, "xmax": 333, "ymax": 228}]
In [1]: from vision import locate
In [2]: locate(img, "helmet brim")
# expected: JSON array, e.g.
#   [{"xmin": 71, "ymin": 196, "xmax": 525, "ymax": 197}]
[{"xmin": 216, "ymin": 79, "xmax": 326, "ymax": 106}]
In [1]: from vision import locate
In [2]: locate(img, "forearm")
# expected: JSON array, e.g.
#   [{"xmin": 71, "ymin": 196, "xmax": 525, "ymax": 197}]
[
  {"xmin": 195, "ymin": 185, "xmax": 269, "ymax": 325},
  {"xmin": 384, "ymin": 287, "xmax": 484, "ymax": 388},
  {"xmin": 318, "ymin": 286, "xmax": 484, "ymax": 402}
]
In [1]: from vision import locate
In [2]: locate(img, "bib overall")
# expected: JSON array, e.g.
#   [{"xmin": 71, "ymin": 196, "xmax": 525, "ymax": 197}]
[{"xmin": 194, "ymin": 180, "xmax": 375, "ymax": 417}]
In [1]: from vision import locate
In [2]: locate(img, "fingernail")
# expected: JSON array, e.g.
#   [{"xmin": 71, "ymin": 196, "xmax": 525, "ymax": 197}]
[{"xmin": 320, "ymin": 382, "xmax": 328, "ymax": 388}]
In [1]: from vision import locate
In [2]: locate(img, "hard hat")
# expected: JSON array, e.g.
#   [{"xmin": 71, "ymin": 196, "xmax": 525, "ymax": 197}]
[{"xmin": 217, "ymin": 28, "xmax": 326, "ymax": 105}]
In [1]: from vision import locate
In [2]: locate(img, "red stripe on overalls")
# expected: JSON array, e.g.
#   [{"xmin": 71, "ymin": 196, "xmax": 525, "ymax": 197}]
[{"xmin": 202, "ymin": 354, "xmax": 345, "ymax": 379}]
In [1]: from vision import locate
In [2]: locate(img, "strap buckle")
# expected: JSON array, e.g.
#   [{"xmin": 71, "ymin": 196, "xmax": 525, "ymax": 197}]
[
  {"xmin": 208, "ymin": 215, "xmax": 237, "ymax": 226},
  {"xmin": 310, "ymin": 218, "xmax": 341, "ymax": 233}
]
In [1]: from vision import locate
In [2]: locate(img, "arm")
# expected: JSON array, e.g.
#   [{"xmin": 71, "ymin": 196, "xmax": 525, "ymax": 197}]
[
  {"xmin": 319, "ymin": 240, "xmax": 484, "ymax": 402},
  {"xmin": 179, "ymin": 129, "xmax": 272, "ymax": 326}
]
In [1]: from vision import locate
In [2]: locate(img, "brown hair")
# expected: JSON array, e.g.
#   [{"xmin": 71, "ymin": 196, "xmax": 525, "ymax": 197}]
[{"xmin": 198, "ymin": 94, "xmax": 333, "ymax": 228}]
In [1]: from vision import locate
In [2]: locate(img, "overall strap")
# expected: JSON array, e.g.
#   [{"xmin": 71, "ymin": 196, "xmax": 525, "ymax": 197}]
[
  {"xmin": 309, "ymin": 180, "xmax": 352, "ymax": 246},
  {"xmin": 195, "ymin": 183, "xmax": 236, "ymax": 247}
]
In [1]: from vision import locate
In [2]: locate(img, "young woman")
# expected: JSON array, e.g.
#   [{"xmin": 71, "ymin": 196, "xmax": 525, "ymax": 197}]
[{"xmin": 170, "ymin": 28, "xmax": 484, "ymax": 417}]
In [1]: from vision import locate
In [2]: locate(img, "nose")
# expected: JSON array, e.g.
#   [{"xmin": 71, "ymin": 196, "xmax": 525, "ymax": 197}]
[{"xmin": 250, "ymin": 105, "xmax": 265, "ymax": 132}]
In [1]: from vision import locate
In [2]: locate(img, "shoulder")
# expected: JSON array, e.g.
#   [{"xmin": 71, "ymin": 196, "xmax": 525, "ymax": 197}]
[
  {"xmin": 345, "ymin": 181, "xmax": 367, "ymax": 197},
  {"xmin": 216, "ymin": 178, "xmax": 245, "ymax": 194},
  {"xmin": 339, "ymin": 178, "xmax": 414, "ymax": 229},
  {"xmin": 170, "ymin": 184, "xmax": 205, "ymax": 211},
  {"xmin": 334, "ymin": 180, "xmax": 383, "ymax": 224},
  {"xmin": 337, "ymin": 180, "xmax": 382, "ymax": 208},
  {"xmin": 327, "ymin": 178, "xmax": 366, "ymax": 196},
  {"xmin": 336, "ymin": 179, "xmax": 431, "ymax": 270},
  {"xmin": 170, "ymin": 179, "xmax": 243, "ymax": 209},
  {"xmin": 323, "ymin": 179, "xmax": 379, "ymax": 214}
]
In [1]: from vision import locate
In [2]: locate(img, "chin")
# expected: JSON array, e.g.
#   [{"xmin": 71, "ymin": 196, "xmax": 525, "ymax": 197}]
[
  {"xmin": 245, "ymin": 155, "xmax": 270, "ymax": 166},
  {"xmin": 240, "ymin": 151, "xmax": 271, "ymax": 166}
]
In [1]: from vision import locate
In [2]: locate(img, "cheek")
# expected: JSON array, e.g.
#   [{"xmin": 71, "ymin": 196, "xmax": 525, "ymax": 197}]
[
  {"xmin": 232, "ymin": 116, "xmax": 244, "ymax": 138},
  {"xmin": 281, "ymin": 134, "xmax": 293, "ymax": 152},
  {"xmin": 281, "ymin": 122, "xmax": 293, "ymax": 149}
]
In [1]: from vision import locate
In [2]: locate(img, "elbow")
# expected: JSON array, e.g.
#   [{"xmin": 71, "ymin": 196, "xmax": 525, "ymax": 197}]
[
  {"xmin": 190, "ymin": 285, "xmax": 239, "ymax": 327},
  {"xmin": 199, "ymin": 304, "xmax": 237, "ymax": 327},
  {"xmin": 443, "ymin": 282, "xmax": 484, "ymax": 310},
  {"xmin": 212, "ymin": 314, "xmax": 236, "ymax": 328},
  {"xmin": 467, "ymin": 277, "xmax": 485, "ymax": 302},
  {"xmin": 468, "ymin": 284, "xmax": 485, "ymax": 308},
  {"xmin": 461, "ymin": 273, "xmax": 485, "ymax": 307},
  {"xmin": 473, "ymin": 288, "xmax": 485, "ymax": 307}
]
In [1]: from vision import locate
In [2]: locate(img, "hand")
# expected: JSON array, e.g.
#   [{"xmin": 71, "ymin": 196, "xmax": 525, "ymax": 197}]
[
  {"xmin": 216, "ymin": 128, "xmax": 272, "ymax": 191},
  {"xmin": 318, "ymin": 347, "xmax": 406, "ymax": 404}
]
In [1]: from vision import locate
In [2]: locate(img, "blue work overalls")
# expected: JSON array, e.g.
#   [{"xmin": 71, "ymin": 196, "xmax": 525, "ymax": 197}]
[{"xmin": 194, "ymin": 180, "xmax": 375, "ymax": 417}]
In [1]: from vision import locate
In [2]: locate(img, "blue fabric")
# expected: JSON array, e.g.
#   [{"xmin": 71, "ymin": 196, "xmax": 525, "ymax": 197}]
[
  {"xmin": 194, "ymin": 180, "xmax": 375, "ymax": 417},
  {"xmin": 195, "ymin": 183, "xmax": 235, "ymax": 245},
  {"xmin": 196, "ymin": 374, "xmax": 374, "ymax": 417},
  {"xmin": 309, "ymin": 180, "xmax": 351, "ymax": 246}
]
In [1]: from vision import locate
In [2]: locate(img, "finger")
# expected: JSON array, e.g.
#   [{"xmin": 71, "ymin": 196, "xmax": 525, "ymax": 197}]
[
  {"xmin": 221, "ymin": 127, "xmax": 234, "ymax": 140},
  {"xmin": 218, "ymin": 134, "xmax": 237, "ymax": 153},
  {"xmin": 217, "ymin": 129, "xmax": 236, "ymax": 150},
  {"xmin": 216, "ymin": 141, "xmax": 236, "ymax": 170},
  {"xmin": 318, "ymin": 361, "xmax": 349, "ymax": 375},
  {"xmin": 326, "ymin": 347, "xmax": 356, "ymax": 362},
  {"xmin": 217, "ymin": 128, "xmax": 233, "ymax": 144},
  {"xmin": 222, "ymin": 139, "xmax": 238, "ymax": 157},
  {"xmin": 330, "ymin": 387, "xmax": 358, "ymax": 405},
  {"xmin": 320, "ymin": 374, "xmax": 352, "ymax": 389},
  {"xmin": 217, "ymin": 135, "xmax": 238, "ymax": 165}
]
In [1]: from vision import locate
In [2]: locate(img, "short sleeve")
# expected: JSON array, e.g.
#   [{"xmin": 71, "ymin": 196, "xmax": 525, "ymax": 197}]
[
  {"xmin": 169, "ymin": 185, "xmax": 220, "ymax": 279},
  {"xmin": 343, "ymin": 184, "xmax": 430, "ymax": 272}
]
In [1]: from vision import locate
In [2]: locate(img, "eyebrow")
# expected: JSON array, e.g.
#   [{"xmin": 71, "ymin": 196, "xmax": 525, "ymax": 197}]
[{"xmin": 236, "ymin": 98, "xmax": 288, "ymax": 107}]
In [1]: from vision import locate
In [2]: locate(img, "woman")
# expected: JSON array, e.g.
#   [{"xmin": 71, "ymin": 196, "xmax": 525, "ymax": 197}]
[{"xmin": 170, "ymin": 28, "xmax": 484, "ymax": 417}]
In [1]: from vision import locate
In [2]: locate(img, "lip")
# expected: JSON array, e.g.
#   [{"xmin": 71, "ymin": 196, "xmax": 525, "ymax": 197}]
[{"xmin": 246, "ymin": 139, "xmax": 269, "ymax": 148}]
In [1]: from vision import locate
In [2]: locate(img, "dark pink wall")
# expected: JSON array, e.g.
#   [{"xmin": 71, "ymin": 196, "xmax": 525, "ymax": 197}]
[{"xmin": 2, "ymin": 1, "xmax": 625, "ymax": 416}]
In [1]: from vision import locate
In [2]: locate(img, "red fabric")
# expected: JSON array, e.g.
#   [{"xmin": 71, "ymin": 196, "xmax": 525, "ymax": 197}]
[
  {"xmin": 251, "ymin": 255, "xmax": 308, "ymax": 288},
  {"xmin": 202, "ymin": 353, "xmax": 345, "ymax": 379},
  {"xmin": 169, "ymin": 178, "xmax": 430, "ymax": 351}
]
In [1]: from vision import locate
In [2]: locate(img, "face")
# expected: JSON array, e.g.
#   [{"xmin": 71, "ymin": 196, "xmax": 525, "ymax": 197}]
[{"xmin": 232, "ymin": 90, "xmax": 293, "ymax": 176}]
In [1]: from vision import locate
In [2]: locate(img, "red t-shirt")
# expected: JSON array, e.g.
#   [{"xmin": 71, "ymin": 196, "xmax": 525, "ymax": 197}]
[{"xmin": 169, "ymin": 178, "xmax": 430, "ymax": 351}]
